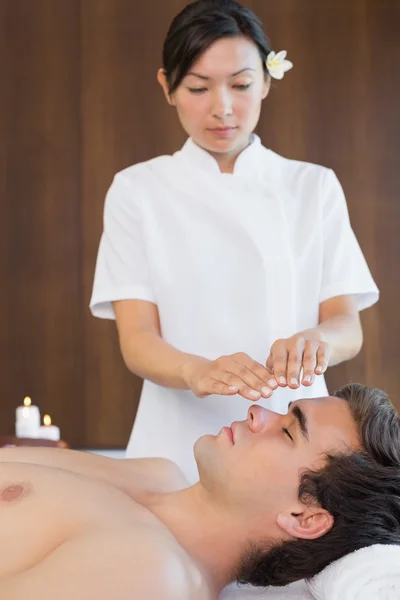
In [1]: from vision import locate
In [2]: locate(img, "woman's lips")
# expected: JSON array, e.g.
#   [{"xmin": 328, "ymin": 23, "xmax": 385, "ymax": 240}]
[{"xmin": 208, "ymin": 127, "xmax": 237, "ymax": 137}]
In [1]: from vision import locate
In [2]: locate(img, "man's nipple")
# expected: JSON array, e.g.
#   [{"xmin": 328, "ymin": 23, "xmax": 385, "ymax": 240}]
[{"xmin": 0, "ymin": 483, "xmax": 28, "ymax": 503}]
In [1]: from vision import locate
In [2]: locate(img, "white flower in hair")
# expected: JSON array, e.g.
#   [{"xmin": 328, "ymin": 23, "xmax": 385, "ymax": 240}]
[{"xmin": 266, "ymin": 50, "xmax": 293, "ymax": 80}]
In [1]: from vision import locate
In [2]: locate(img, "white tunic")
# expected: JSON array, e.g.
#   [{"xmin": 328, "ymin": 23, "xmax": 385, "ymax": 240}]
[{"xmin": 90, "ymin": 136, "xmax": 379, "ymax": 483}]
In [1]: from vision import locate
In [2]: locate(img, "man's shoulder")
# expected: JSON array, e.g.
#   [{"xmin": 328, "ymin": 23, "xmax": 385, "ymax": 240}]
[{"xmin": 117, "ymin": 526, "xmax": 213, "ymax": 600}]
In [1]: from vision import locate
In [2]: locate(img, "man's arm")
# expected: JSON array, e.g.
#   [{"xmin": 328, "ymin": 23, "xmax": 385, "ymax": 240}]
[{"xmin": 0, "ymin": 447, "xmax": 189, "ymax": 495}]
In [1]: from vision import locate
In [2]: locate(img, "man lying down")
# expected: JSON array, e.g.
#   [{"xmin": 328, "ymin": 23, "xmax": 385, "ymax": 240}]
[{"xmin": 1, "ymin": 383, "xmax": 400, "ymax": 600}]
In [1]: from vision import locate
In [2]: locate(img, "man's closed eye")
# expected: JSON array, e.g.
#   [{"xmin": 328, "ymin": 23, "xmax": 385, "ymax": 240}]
[{"xmin": 282, "ymin": 427, "xmax": 294, "ymax": 441}]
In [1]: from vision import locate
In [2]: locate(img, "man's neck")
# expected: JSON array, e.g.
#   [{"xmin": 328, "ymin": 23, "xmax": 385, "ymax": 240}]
[{"xmin": 141, "ymin": 483, "xmax": 249, "ymax": 593}]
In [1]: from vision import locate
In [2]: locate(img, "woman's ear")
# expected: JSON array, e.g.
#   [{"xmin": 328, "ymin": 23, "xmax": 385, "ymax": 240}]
[
  {"xmin": 157, "ymin": 69, "xmax": 175, "ymax": 106},
  {"xmin": 262, "ymin": 74, "xmax": 271, "ymax": 100},
  {"xmin": 276, "ymin": 508, "xmax": 334, "ymax": 540}
]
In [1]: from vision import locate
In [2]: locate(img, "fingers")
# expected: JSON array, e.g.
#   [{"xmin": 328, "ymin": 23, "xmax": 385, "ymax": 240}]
[
  {"xmin": 315, "ymin": 342, "xmax": 330, "ymax": 375},
  {"xmin": 264, "ymin": 366, "xmax": 279, "ymax": 392},
  {"xmin": 266, "ymin": 341, "xmax": 289, "ymax": 387},
  {"xmin": 301, "ymin": 340, "xmax": 319, "ymax": 386},
  {"xmin": 200, "ymin": 374, "xmax": 264, "ymax": 401},
  {"xmin": 193, "ymin": 340, "xmax": 330, "ymax": 402},
  {"xmin": 214, "ymin": 353, "xmax": 277, "ymax": 401},
  {"xmin": 217, "ymin": 366, "xmax": 266, "ymax": 401},
  {"xmin": 192, "ymin": 377, "xmax": 239, "ymax": 398},
  {"xmin": 267, "ymin": 337, "xmax": 331, "ymax": 389},
  {"xmin": 208, "ymin": 380, "xmax": 240, "ymax": 397},
  {"xmin": 286, "ymin": 337, "xmax": 305, "ymax": 388},
  {"xmin": 236, "ymin": 353, "xmax": 279, "ymax": 393}
]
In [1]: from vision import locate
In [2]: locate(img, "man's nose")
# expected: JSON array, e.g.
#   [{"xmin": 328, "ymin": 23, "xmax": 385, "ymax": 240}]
[
  {"xmin": 247, "ymin": 404, "xmax": 282, "ymax": 433},
  {"xmin": 211, "ymin": 88, "xmax": 233, "ymax": 118}
]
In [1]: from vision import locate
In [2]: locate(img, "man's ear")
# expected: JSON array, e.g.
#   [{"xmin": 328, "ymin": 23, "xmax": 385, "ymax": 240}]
[
  {"xmin": 276, "ymin": 507, "xmax": 334, "ymax": 540},
  {"xmin": 157, "ymin": 69, "xmax": 175, "ymax": 106}
]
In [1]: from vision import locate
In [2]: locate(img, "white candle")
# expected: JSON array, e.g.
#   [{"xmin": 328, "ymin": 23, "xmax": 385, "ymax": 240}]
[
  {"xmin": 15, "ymin": 397, "xmax": 41, "ymax": 438},
  {"xmin": 38, "ymin": 414, "xmax": 60, "ymax": 441}
]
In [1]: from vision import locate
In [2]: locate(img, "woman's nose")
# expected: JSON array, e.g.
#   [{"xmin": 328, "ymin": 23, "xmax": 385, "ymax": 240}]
[
  {"xmin": 211, "ymin": 89, "xmax": 233, "ymax": 118},
  {"xmin": 247, "ymin": 404, "xmax": 281, "ymax": 433}
]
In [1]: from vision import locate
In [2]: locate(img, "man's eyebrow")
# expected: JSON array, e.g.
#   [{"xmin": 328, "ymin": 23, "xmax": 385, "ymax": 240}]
[
  {"xmin": 288, "ymin": 402, "xmax": 309, "ymax": 442},
  {"xmin": 185, "ymin": 68, "xmax": 256, "ymax": 80}
]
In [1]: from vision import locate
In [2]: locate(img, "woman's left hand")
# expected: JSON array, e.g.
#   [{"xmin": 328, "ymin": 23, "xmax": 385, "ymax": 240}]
[{"xmin": 266, "ymin": 333, "xmax": 331, "ymax": 389}]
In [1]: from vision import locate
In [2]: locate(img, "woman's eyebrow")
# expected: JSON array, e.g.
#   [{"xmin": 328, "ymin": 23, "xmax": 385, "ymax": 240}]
[{"xmin": 186, "ymin": 68, "xmax": 256, "ymax": 80}]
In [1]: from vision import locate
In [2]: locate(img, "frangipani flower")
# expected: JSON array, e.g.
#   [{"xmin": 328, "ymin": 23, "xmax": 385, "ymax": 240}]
[{"xmin": 266, "ymin": 50, "xmax": 293, "ymax": 80}]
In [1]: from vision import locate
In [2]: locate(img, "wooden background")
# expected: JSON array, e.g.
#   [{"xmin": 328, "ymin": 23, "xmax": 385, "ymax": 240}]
[{"xmin": 1, "ymin": 0, "xmax": 399, "ymax": 448}]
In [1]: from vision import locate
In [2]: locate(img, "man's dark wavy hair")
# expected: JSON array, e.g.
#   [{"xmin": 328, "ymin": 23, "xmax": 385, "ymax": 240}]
[{"xmin": 235, "ymin": 383, "xmax": 400, "ymax": 587}]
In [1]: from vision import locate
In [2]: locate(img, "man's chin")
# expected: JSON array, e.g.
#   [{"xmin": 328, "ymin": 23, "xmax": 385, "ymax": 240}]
[
  {"xmin": 194, "ymin": 433, "xmax": 216, "ymax": 450},
  {"xmin": 193, "ymin": 433, "xmax": 217, "ymax": 464}
]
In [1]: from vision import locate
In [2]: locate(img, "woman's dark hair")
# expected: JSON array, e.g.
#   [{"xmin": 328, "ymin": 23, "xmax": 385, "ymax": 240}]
[
  {"xmin": 236, "ymin": 383, "xmax": 400, "ymax": 587},
  {"xmin": 162, "ymin": 0, "xmax": 272, "ymax": 94}
]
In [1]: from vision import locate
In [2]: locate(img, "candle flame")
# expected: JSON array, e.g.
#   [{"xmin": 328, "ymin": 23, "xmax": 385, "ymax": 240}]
[
  {"xmin": 43, "ymin": 414, "xmax": 52, "ymax": 427},
  {"xmin": 23, "ymin": 397, "xmax": 32, "ymax": 407}
]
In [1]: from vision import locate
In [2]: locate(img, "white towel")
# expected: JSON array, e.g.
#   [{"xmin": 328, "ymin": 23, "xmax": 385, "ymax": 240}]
[
  {"xmin": 307, "ymin": 544, "xmax": 400, "ymax": 599},
  {"xmin": 220, "ymin": 580, "xmax": 312, "ymax": 599}
]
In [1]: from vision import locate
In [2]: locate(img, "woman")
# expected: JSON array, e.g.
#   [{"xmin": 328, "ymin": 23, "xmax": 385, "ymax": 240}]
[{"xmin": 90, "ymin": 0, "xmax": 378, "ymax": 483}]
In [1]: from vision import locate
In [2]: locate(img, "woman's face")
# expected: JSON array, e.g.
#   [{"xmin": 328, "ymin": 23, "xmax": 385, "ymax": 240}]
[{"xmin": 158, "ymin": 36, "xmax": 270, "ymax": 165}]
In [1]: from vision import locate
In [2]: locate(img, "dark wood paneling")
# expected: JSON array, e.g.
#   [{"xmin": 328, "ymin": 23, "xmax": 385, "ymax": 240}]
[
  {"xmin": 251, "ymin": 0, "xmax": 400, "ymax": 401},
  {"xmin": 2, "ymin": 1, "xmax": 399, "ymax": 448},
  {"xmin": 2, "ymin": 0, "xmax": 83, "ymax": 443},
  {"xmin": 0, "ymin": 0, "xmax": 9, "ymax": 416},
  {"xmin": 79, "ymin": 0, "xmax": 165, "ymax": 446}
]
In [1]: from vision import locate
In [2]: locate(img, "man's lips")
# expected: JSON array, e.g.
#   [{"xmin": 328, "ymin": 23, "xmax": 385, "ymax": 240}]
[
  {"xmin": 222, "ymin": 426, "xmax": 234, "ymax": 444},
  {"xmin": 231, "ymin": 422, "xmax": 238, "ymax": 443}
]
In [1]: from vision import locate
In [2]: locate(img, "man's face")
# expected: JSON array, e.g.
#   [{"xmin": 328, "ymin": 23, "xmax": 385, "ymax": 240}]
[{"xmin": 194, "ymin": 397, "xmax": 360, "ymax": 537}]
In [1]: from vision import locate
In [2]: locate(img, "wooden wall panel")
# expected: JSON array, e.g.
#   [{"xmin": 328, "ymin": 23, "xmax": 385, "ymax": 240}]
[
  {"xmin": 251, "ymin": 0, "xmax": 400, "ymax": 401},
  {"xmin": 2, "ymin": 0, "xmax": 83, "ymax": 443},
  {"xmin": 0, "ymin": 0, "xmax": 8, "ymax": 417},
  {"xmin": 2, "ymin": 0, "xmax": 399, "ymax": 449}
]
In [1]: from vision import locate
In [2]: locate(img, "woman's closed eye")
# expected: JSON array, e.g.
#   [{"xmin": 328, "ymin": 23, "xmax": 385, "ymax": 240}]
[
  {"xmin": 187, "ymin": 83, "xmax": 252, "ymax": 94},
  {"xmin": 187, "ymin": 87, "xmax": 208, "ymax": 94},
  {"xmin": 282, "ymin": 427, "xmax": 294, "ymax": 442},
  {"xmin": 233, "ymin": 83, "xmax": 252, "ymax": 90}
]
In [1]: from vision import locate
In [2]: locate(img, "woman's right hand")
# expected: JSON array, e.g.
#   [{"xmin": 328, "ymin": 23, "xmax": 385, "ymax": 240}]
[{"xmin": 181, "ymin": 353, "xmax": 278, "ymax": 401}]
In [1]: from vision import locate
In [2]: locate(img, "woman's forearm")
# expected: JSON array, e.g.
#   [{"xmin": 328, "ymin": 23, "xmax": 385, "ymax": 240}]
[
  {"xmin": 301, "ymin": 313, "xmax": 363, "ymax": 367},
  {"xmin": 119, "ymin": 329, "xmax": 209, "ymax": 389}
]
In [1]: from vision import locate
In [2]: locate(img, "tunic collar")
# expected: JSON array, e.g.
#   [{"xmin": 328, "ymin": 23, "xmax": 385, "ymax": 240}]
[{"xmin": 179, "ymin": 134, "xmax": 265, "ymax": 179}]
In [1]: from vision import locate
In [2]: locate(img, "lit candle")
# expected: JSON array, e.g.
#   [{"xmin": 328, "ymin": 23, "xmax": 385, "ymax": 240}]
[
  {"xmin": 38, "ymin": 414, "xmax": 61, "ymax": 441},
  {"xmin": 15, "ymin": 397, "xmax": 41, "ymax": 438}
]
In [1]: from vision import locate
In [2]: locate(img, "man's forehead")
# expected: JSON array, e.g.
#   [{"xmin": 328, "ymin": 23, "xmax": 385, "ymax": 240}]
[
  {"xmin": 291, "ymin": 396, "xmax": 359, "ymax": 448},
  {"xmin": 290, "ymin": 395, "xmax": 338, "ymax": 408},
  {"xmin": 290, "ymin": 395, "xmax": 351, "ymax": 419},
  {"xmin": 294, "ymin": 394, "xmax": 352, "ymax": 411}
]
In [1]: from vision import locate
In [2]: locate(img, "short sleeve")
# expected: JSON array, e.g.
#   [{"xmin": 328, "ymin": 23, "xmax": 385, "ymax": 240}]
[
  {"xmin": 319, "ymin": 169, "xmax": 379, "ymax": 311},
  {"xmin": 89, "ymin": 172, "xmax": 156, "ymax": 320}
]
